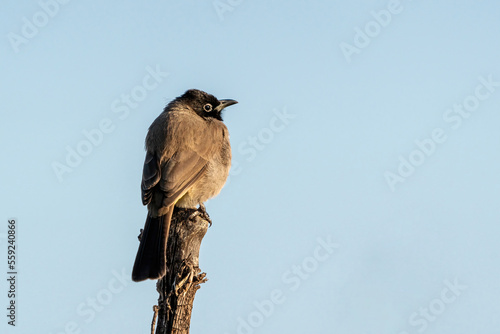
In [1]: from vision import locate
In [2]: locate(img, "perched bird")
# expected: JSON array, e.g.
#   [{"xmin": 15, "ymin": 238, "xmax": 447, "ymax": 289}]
[{"xmin": 132, "ymin": 89, "xmax": 237, "ymax": 282}]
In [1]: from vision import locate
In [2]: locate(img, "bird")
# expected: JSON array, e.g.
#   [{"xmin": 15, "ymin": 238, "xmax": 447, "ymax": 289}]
[{"xmin": 132, "ymin": 89, "xmax": 238, "ymax": 282}]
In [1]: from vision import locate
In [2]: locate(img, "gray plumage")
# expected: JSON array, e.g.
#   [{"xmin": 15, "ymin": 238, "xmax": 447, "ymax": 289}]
[{"xmin": 132, "ymin": 89, "xmax": 237, "ymax": 282}]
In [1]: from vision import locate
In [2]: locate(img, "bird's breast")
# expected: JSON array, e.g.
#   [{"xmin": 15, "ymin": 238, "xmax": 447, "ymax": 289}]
[{"xmin": 175, "ymin": 125, "xmax": 232, "ymax": 208}]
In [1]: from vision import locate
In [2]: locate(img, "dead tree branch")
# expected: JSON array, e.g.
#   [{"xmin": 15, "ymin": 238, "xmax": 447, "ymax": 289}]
[{"xmin": 153, "ymin": 207, "xmax": 209, "ymax": 334}]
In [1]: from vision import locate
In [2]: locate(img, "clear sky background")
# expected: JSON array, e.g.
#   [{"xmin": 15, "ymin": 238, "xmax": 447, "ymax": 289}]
[{"xmin": 1, "ymin": 1, "xmax": 500, "ymax": 333}]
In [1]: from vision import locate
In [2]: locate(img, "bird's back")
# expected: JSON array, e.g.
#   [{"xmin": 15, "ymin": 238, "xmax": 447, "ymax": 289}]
[{"xmin": 146, "ymin": 106, "xmax": 231, "ymax": 209}]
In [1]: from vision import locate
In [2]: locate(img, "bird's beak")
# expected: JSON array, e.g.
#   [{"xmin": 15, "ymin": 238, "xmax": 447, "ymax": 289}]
[{"xmin": 216, "ymin": 99, "xmax": 238, "ymax": 112}]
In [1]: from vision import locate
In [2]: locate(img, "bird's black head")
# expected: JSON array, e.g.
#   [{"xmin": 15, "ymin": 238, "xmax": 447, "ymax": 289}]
[{"xmin": 179, "ymin": 89, "xmax": 238, "ymax": 121}]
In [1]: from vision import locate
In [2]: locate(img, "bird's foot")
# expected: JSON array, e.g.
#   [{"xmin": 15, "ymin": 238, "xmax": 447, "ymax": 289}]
[{"xmin": 187, "ymin": 204, "xmax": 212, "ymax": 226}]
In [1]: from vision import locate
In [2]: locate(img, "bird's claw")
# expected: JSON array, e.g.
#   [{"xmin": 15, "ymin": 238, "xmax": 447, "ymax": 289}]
[{"xmin": 187, "ymin": 204, "xmax": 212, "ymax": 226}]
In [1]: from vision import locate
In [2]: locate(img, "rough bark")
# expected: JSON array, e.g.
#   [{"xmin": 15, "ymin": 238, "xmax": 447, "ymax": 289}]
[{"xmin": 153, "ymin": 207, "xmax": 209, "ymax": 334}]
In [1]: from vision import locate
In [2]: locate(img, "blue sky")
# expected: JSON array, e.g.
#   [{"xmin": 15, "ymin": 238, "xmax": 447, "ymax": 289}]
[{"xmin": 2, "ymin": 1, "xmax": 500, "ymax": 333}]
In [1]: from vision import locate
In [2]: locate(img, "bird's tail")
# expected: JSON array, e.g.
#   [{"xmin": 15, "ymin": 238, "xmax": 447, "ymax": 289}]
[{"xmin": 132, "ymin": 206, "xmax": 174, "ymax": 282}]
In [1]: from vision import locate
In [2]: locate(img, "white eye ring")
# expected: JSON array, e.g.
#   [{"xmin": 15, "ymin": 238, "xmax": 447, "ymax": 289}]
[{"xmin": 203, "ymin": 104, "xmax": 212, "ymax": 112}]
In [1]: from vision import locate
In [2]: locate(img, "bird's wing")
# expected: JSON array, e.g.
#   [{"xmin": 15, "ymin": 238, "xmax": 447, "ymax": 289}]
[
  {"xmin": 141, "ymin": 151, "xmax": 161, "ymax": 205},
  {"xmin": 158, "ymin": 147, "xmax": 210, "ymax": 207}
]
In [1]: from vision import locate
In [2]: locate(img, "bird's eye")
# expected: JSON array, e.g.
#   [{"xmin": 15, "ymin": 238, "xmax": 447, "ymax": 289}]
[{"xmin": 203, "ymin": 104, "xmax": 212, "ymax": 112}]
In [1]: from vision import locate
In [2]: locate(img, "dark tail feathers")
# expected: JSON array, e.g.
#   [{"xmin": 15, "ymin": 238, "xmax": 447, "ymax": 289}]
[{"xmin": 132, "ymin": 207, "xmax": 173, "ymax": 282}]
